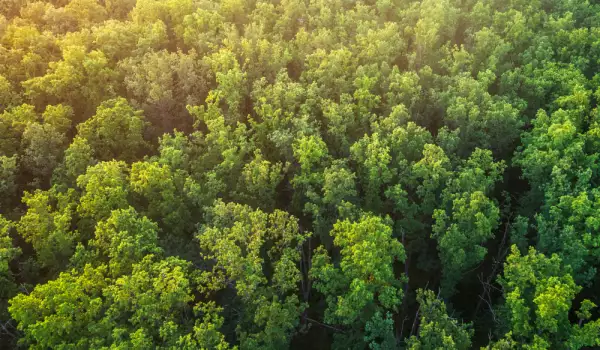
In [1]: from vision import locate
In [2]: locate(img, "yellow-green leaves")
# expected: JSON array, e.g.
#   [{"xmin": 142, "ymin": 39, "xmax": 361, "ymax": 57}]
[
  {"xmin": 17, "ymin": 187, "xmax": 78, "ymax": 269},
  {"xmin": 199, "ymin": 201, "xmax": 307, "ymax": 349},
  {"xmin": 312, "ymin": 215, "xmax": 405, "ymax": 331},
  {"xmin": 77, "ymin": 160, "xmax": 129, "ymax": 223},
  {"xmin": 496, "ymin": 246, "xmax": 600, "ymax": 348},
  {"xmin": 90, "ymin": 207, "xmax": 161, "ymax": 277},
  {"xmin": 407, "ymin": 289, "xmax": 473, "ymax": 350},
  {"xmin": 76, "ymin": 98, "xmax": 148, "ymax": 162}
]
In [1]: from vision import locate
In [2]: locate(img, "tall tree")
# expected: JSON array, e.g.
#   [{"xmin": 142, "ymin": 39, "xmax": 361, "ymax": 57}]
[
  {"xmin": 311, "ymin": 214, "xmax": 406, "ymax": 349},
  {"xmin": 76, "ymin": 98, "xmax": 148, "ymax": 162},
  {"xmin": 198, "ymin": 200, "xmax": 308, "ymax": 349}
]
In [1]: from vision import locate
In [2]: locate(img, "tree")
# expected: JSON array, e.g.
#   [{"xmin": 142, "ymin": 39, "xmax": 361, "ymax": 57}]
[
  {"xmin": 120, "ymin": 50, "xmax": 211, "ymax": 134},
  {"xmin": 0, "ymin": 216, "xmax": 20, "ymax": 320},
  {"xmin": 198, "ymin": 200, "xmax": 308, "ymax": 349},
  {"xmin": 17, "ymin": 187, "xmax": 78, "ymax": 270},
  {"xmin": 408, "ymin": 0, "xmax": 460, "ymax": 71},
  {"xmin": 76, "ymin": 98, "xmax": 148, "ymax": 162},
  {"xmin": 53, "ymin": 136, "xmax": 96, "ymax": 188},
  {"xmin": 291, "ymin": 134, "xmax": 330, "ymax": 233},
  {"xmin": 311, "ymin": 214, "xmax": 406, "ymax": 349},
  {"xmin": 0, "ymin": 74, "xmax": 20, "ymax": 111},
  {"xmin": 41, "ymin": 104, "xmax": 73, "ymax": 134},
  {"xmin": 64, "ymin": 0, "xmax": 107, "ymax": 29},
  {"xmin": 302, "ymin": 47, "xmax": 357, "ymax": 100},
  {"xmin": 181, "ymin": 7, "xmax": 224, "ymax": 55},
  {"xmin": 187, "ymin": 100, "xmax": 254, "ymax": 197},
  {"xmin": 9, "ymin": 255, "xmax": 227, "ymax": 349},
  {"xmin": 433, "ymin": 148, "xmax": 505, "ymax": 296},
  {"xmin": 513, "ymin": 107, "xmax": 600, "ymax": 283},
  {"xmin": 22, "ymin": 45, "xmax": 118, "ymax": 116},
  {"xmin": 0, "ymin": 104, "xmax": 38, "ymax": 156},
  {"xmin": 0, "ymin": 155, "xmax": 18, "ymax": 213},
  {"xmin": 250, "ymin": 70, "xmax": 317, "ymax": 162},
  {"xmin": 20, "ymin": 122, "xmax": 67, "ymax": 186},
  {"xmin": 130, "ymin": 161, "xmax": 192, "ymax": 237},
  {"xmin": 88, "ymin": 207, "xmax": 162, "ymax": 277},
  {"xmin": 204, "ymin": 49, "xmax": 248, "ymax": 122},
  {"xmin": 350, "ymin": 133, "xmax": 393, "ymax": 212},
  {"xmin": 407, "ymin": 289, "xmax": 473, "ymax": 350},
  {"xmin": 234, "ymin": 149, "xmax": 288, "ymax": 211},
  {"xmin": 76, "ymin": 161, "xmax": 130, "ymax": 224},
  {"xmin": 493, "ymin": 246, "xmax": 600, "ymax": 349},
  {"xmin": 9, "ymin": 264, "xmax": 109, "ymax": 349},
  {"xmin": 440, "ymin": 71, "xmax": 522, "ymax": 157}
]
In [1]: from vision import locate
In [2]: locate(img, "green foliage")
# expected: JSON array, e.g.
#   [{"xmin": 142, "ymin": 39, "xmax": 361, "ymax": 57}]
[
  {"xmin": 0, "ymin": 104, "xmax": 38, "ymax": 156},
  {"xmin": 311, "ymin": 214, "xmax": 405, "ymax": 348},
  {"xmin": 120, "ymin": 49, "xmax": 210, "ymax": 133},
  {"xmin": 9, "ymin": 264, "xmax": 109, "ymax": 349},
  {"xmin": 351, "ymin": 133, "xmax": 393, "ymax": 212},
  {"xmin": 17, "ymin": 187, "xmax": 78, "ymax": 269},
  {"xmin": 130, "ymin": 161, "xmax": 192, "ymax": 236},
  {"xmin": 495, "ymin": 246, "xmax": 600, "ymax": 349},
  {"xmin": 407, "ymin": 289, "xmax": 473, "ymax": 350},
  {"xmin": 440, "ymin": 72, "xmax": 522, "ymax": 156},
  {"xmin": 89, "ymin": 207, "xmax": 162, "ymax": 276},
  {"xmin": 0, "ymin": 216, "xmax": 20, "ymax": 309},
  {"xmin": 235, "ymin": 149, "xmax": 288, "ymax": 211},
  {"xmin": 0, "ymin": 74, "xmax": 20, "ymax": 110},
  {"xmin": 9, "ymin": 255, "xmax": 225, "ymax": 349},
  {"xmin": 76, "ymin": 161, "xmax": 130, "ymax": 223},
  {"xmin": 433, "ymin": 148, "xmax": 505, "ymax": 295},
  {"xmin": 21, "ymin": 122, "xmax": 67, "ymax": 185},
  {"xmin": 3, "ymin": 0, "xmax": 600, "ymax": 348},
  {"xmin": 41, "ymin": 104, "xmax": 73, "ymax": 134},
  {"xmin": 0, "ymin": 155, "xmax": 18, "ymax": 212},
  {"xmin": 53, "ymin": 136, "xmax": 96, "ymax": 188},
  {"xmin": 198, "ymin": 200, "xmax": 307, "ymax": 349},
  {"xmin": 23, "ymin": 45, "xmax": 117, "ymax": 115},
  {"xmin": 76, "ymin": 98, "xmax": 148, "ymax": 162}
]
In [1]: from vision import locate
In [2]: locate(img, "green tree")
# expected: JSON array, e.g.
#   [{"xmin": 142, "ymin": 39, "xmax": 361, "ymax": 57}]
[
  {"xmin": 76, "ymin": 98, "xmax": 148, "ymax": 162},
  {"xmin": 198, "ymin": 200, "xmax": 308, "ymax": 349},
  {"xmin": 0, "ymin": 155, "xmax": 18, "ymax": 213},
  {"xmin": 53, "ymin": 136, "xmax": 96, "ymax": 188},
  {"xmin": 130, "ymin": 161, "xmax": 192, "ymax": 237},
  {"xmin": 291, "ymin": 134, "xmax": 330, "ymax": 235},
  {"xmin": 120, "ymin": 50, "xmax": 211, "ymax": 133},
  {"xmin": 76, "ymin": 161, "xmax": 130, "ymax": 224},
  {"xmin": 17, "ymin": 187, "xmax": 78, "ymax": 270},
  {"xmin": 440, "ymin": 71, "xmax": 522, "ymax": 157},
  {"xmin": 0, "ymin": 104, "xmax": 38, "ymax": 156},
  {"xmin": 311, "ymin": 214, "xmax": 406, "ymax": 349},
  {"xmin": 407, "ymin": 289, "xmax": 473, "ymax": 350},
  {"xmin": 9, "ymin": 264, "xmax": 109, "ymax": 349},
  {"xmin": 350, "ymin": 133, "xmax": 393, "ymax": 212},
  {"xmin": 433, "ymin": 148, "xmax": 505, "ymax": 295},
  {"xmin": 9, "ymin": 255, "xmax": 228, "ymax": 349},
  {"xmin": 493, "ymin": 246, "xmax": 600, "ymax": 349},
  {"xmin": 22, "ymin": 45, "xmax": 118, "ymax": 116},
  {"xmin": 0, "ymin": 74, "xmax": 20, "ymax": 110},
  {"xmin": 89, "ymin": 207, "xmax": 162, "ymax": 277},
  {"xmin": 235, "ymin": 149, "xmax": 288, "ymax": 211},
  {"xmin": 0, "ymin": 216, "xmax": 20, "ymax": 319},
  {"xmin": 187, "ymin": 100, "xmax": 254, "ymax": 197},
  {"xmin": 41, "ymin": 104, "xmax": 73, "ymax": 134},
  {"xmin": 20, "ymin": 122, "xmax": 67, "ymax": 186}
]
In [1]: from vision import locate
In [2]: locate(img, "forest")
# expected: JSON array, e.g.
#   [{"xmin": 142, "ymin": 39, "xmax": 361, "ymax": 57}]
[{"xmin": 2, "ymin": 0, "xmax": 600, "ymax": 348}]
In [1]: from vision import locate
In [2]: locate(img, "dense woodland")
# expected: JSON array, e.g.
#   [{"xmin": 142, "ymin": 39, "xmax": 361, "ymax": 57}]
[{"xmin": 2, "ymin": 0, "xmax": 600, "ymax": 348}]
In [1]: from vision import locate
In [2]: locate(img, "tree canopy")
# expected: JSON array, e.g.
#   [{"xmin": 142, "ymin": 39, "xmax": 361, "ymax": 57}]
[{"xmin": 2, "ymin": 0, "xmax": 600, "ymax": 348}]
